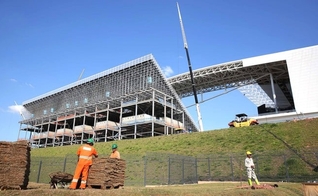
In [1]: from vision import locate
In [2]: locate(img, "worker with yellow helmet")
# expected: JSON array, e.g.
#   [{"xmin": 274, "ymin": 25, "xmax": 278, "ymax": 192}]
[{"xmin": 245, "ymin": 151, "xmax": 260, "ymax": 186}]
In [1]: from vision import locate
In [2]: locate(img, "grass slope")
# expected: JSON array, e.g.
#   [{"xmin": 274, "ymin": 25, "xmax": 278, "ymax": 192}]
[
  {"xmin": 31, "ymin": 118, "xmax": 318, "ymax": 158},
  {"xmin": 25, "ymin": 119, "xmax": 318, "ymax": 195}
]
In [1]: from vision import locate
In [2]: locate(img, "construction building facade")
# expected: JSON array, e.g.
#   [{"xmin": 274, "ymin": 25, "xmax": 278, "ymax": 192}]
[
  {"xmin": 19, "ymin": 45, "xmax": 318, "ymax": 147},
  {"xmin": 20, "ymin": 54, "xmax": 198, "ymax": 147}
]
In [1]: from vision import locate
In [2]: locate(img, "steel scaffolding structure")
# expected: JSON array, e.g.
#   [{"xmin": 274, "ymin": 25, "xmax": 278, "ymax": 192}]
[{"xmin": 20, "ymin": 54, "xmax": 198, "ymax": 148}]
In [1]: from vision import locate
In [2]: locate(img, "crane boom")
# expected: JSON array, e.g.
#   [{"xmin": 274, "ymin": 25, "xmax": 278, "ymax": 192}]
[
  {"xmin": 14, "ymin": 101, "xmax": 25, "ymax": 120},
  {"xmin": 78, "ymin": 69, "xmax": 85, "ymax": 81},
  {"xmin": 176, "ymin": 2, "xmax": 204, "ymax": 132}
]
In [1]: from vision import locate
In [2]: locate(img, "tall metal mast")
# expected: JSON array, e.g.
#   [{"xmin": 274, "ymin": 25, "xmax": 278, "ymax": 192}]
[{"xmin": 176, "ymin": 2, "xmax": 204, "ymax": 132}]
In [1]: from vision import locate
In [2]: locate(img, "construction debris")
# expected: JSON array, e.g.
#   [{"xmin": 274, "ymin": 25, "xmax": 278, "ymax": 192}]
[
  {"xmin": 0, "ymin": 140, "xmax": 31, "ymax": 190},
  {"xmin": 252, "ymin": 184, "xmax": 279, "ymax": 189},
  {"xmin": 87, "ymin": 158, "xmax": 126, "ymax": 189},
  {"xmin": 225, "ymin": 183, "xmax": 279, "ymax": 190}
]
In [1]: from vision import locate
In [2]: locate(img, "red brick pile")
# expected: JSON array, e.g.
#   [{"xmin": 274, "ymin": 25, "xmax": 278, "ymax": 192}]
[
  {"xmin": 87, "ymin": 158, "xmax": 126, "ymax": 189},
  {"xmin": 0, "ymin": 140, "xmax": 30, "ymax": 190}
]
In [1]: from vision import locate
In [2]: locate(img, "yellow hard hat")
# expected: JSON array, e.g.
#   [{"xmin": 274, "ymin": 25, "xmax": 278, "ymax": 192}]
[{"xmin": 246, "ymin": 151, "xmax": 252, "ymax": 155}]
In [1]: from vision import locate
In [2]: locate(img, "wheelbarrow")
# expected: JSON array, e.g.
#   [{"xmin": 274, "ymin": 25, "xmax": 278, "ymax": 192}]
[{"xmin": 49, "ymin": 171, "xmax": 73, "ymax": 189}]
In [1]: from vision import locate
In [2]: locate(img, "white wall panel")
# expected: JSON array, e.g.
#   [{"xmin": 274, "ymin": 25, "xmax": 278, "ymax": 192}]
[{"xmin": 243, "ymin": 45, "xmax": 318, "ymax": 114}]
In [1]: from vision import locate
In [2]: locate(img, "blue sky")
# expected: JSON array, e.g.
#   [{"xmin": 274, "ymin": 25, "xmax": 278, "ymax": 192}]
[{"xmin": 1, "ymin": 0, "xmax": 318, "ymax": 141}]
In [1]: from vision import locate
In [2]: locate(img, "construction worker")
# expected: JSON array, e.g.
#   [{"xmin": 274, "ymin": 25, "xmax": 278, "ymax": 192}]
[
  {"xmin": 69, "ymin": 138, "xmax": 98, "ymax": 190},
  {"xmin": 245, "ymin": 151, "xmax": 260, "ymax": 186},
  {"xmin": 109, "ymin": 143, "xmax": 120, "ymax": 159}
]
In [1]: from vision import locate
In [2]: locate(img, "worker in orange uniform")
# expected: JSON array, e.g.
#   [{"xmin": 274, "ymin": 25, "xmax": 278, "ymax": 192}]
[
  {"xmin": 109, "ymin": 143, "xmax": 120, "ymax": 159},
  {"xmin": 69, "ymin": 138, "xmax": 98, "ymax": 190},
  {"xmin": 245, "ymin": 151, "xmax": 260, "ymax": 187}
]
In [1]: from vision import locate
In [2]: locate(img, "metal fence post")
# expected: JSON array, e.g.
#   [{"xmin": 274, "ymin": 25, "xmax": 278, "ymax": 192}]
[
  {"xmin": 230, "ymin": 155, "xmax": 234, "ymax": 181},
  {"xmin": 255, "ymin": 156, "xmax": 259, "ymax": 181},
  {"xmin": 208, "ymin": 157, "xmax": 211, "ymax": 180},
  {"xmin": 194, "ymin": 158, "xmax": 198, "ymax": 183},
  {"xmin": 63, "ymin": 157, "xmax": 67, "ymax": 172},
  {"xmin": 168, "ymin": 156, "xmax": 171, "ymax": 185},
  {"xmin": 36, "ymin": 160, "xmax": 42, "ymax": 183},
  {"xmin": 144, "ymin": 156, "xmax": 147, "ymax": 187},
  {"xmin": 182, "ymin": 158, "xmax": 184, "ymax": 184},
  {"xmin": 284, "ymin": 154, "xmax": 290, "ymax": 182}
]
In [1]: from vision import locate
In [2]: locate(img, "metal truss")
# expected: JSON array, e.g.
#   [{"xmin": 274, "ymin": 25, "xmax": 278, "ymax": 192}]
[
  {"xmin": 168, "ymin": 60, "xmax": 294, "ymax": 110},
  {"xmin": 238, "ymin": 84, "xmax": 275, "ymax": 107}
]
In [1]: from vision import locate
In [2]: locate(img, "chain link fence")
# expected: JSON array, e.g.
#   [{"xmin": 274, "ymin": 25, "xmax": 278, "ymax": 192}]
[{"xmin": 29, "ymin": 151, "xmax": 318, "ymax": 186}]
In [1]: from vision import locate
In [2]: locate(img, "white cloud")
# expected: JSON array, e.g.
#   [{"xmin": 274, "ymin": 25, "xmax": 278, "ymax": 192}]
[
  {"xmin": 10, "ymin": 78, "xmax": 18, "ymax": 82},
  {"xmin": 8, "ymin": 105, "xmax": 32, "ymax": 119},
  {"xmin": 162, "ymin": 66, "xmax": 174, "ymax": 77},
  {"xmin": 8, "ymin": 105, "xmax": 22, "ymax": 114},
  {"xmin": 25, "ymin": 83, "xmax": 34, "ymax": 88}
]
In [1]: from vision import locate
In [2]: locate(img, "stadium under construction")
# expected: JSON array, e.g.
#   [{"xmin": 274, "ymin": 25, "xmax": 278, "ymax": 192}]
[{"xmin": 19, "ymin": 45, "xmax": 318, "ymax": 147}]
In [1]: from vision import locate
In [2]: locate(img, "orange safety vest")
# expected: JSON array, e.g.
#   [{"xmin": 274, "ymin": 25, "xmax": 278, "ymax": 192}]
[
  {"xmin": 110, "ymin": 150, "xmax": 120, "ymax": 159},
  {"xmin": 77, "ymin": 144, "xmax": 98, "ymax": 165}
]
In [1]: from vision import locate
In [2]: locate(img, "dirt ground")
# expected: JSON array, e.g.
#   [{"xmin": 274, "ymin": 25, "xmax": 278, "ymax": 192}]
[
  {"xmin": 0, "ymin": 182, "xmax": 304, "ymax": 196},
  {"xmin": 0, "ymin": 182, "xmax": 129, "ymax": 196}
]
